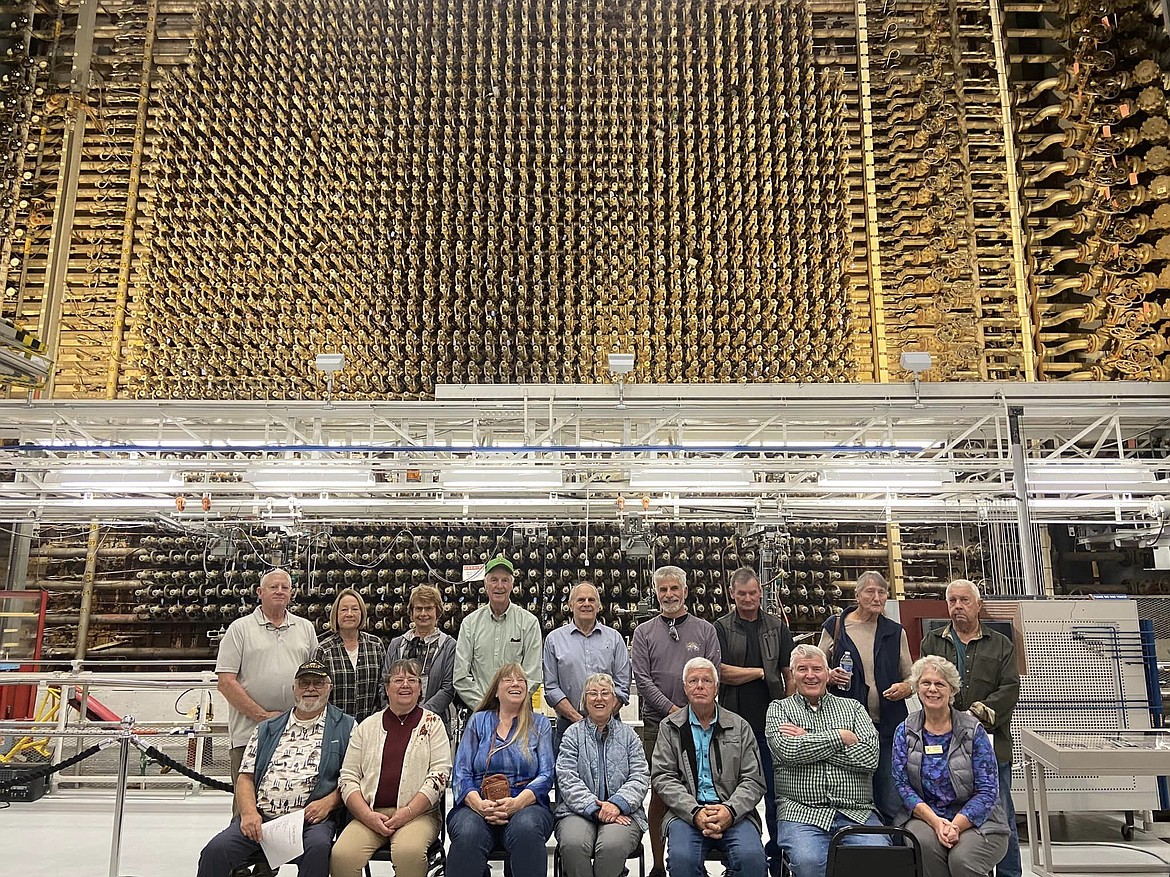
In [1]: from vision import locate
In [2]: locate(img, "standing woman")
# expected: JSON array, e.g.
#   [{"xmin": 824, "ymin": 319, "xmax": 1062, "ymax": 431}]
[
  {"xmin": 383, "ymin": 585, "xmax": 457, "ymax": 728},
  {"xmin": 555, "ymin": 673, "xmax": 648, "ymax": 877},
  {"xmin": 448, "ymin": 663, "xmax": 555, "ymax": 877},
  {"xmin": 314, "ymin": 589, "xmax": 386, "ymax": 721},
  {"xmin": 818, "ymin": 570, "xmax": 913, "ymax": 824},
  {"xmin": 892, "ymin": 656, "xmax": 1008, "ymax": 877}
]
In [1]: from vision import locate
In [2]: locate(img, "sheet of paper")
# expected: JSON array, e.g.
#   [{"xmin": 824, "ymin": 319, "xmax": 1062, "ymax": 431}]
[{"xmin": 259, "ymin": 809, "xmax": 305, "ymax": 869}]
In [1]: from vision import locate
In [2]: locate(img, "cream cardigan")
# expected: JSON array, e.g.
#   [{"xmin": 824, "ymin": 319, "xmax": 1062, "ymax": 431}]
[{"xmin": 338, "ymin": 707, "xmax": 451, "ymax": 811}]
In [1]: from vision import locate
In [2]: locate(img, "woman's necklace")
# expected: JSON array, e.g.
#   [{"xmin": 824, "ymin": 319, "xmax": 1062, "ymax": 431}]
[{"xmin": 391, "ymin": 707, "xmax": 413, "ymax": 726}]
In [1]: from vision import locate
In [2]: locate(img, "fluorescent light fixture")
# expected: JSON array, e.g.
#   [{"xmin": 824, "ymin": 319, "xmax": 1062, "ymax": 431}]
[
  {"xmin": 315, "ymin": 352, "xmax": 345, "ymax": 374},
  {"xmin": 608, "ymin": 352, "xmax": 635, "ymax": 374},
  {"xmin": 250, "ymin": 466, "xmax": 374, "ymax": 490},
  {"xmin": 1026, "ymin": 463, "xmax": 1159, "ymax": 486},
  {"xmin": 52, "ymin": 467, "xmax": 184, "ymax": 491},
  {"xmin": 629, "ymin": 465, "xmax": 755, "ymax": 491},
  {"xmin": 900, "ymin": 351, "xmax": 932, "ymax": 373},
  {"xmin": 440, "ymin": 465, "xmax": 564, "ymax": 491},
  {"xmin": 818, "ymin": 466, "xmax": 954, "ymax": 490}
]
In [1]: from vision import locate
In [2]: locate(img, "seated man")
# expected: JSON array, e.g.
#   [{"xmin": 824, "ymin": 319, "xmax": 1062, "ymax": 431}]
[
  {"xmin": 651, "ymin": 657, "xmax": 767, "ymax": 877},
  {"xmin": 767, "ymin": 644, "xmax": 891, "ymax": 877},
  {"xmin": 198, "ymin": 660, "xmax": 356, "ymax": 877}
]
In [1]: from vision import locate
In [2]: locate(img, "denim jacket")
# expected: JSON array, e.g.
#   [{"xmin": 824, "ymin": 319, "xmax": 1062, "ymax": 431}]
[{"xmin": 555, "ymin": 717, "xmax": 649, "ymax": 832}]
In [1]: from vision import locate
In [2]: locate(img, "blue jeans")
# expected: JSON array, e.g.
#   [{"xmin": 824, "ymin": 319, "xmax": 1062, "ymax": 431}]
[
  {"xmin": 666, "ymin": 817, "xmax": 766, "ymax": 877},
  {"xmin": 448, "ymin": 802, "xmax": 554, "ymax": 877},
  {"xmin": 196, "ymin": 815, "xmax": 335, "ymax": 877},
  {"xmin": 997, "ymin": 760, "xmax": 1022, "ymax": 877},
  {"xmin": 779, "ymin": 811, "xmax": 890, "ymax": 877},
  {"xmin": 873, "ymin": 733, "xmax": 901, "ymax": 825}
]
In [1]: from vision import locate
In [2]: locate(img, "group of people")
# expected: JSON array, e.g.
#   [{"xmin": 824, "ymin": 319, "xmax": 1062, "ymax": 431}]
[{"xmin": 200, "ymin": 558, "xmax": 1021, "ymax": 877}]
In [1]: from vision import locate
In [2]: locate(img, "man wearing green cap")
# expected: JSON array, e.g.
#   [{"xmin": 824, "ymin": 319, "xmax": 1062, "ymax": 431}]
[{"xmin": 453, "ymin": 555, "xmax": 543, "ymax": 708}]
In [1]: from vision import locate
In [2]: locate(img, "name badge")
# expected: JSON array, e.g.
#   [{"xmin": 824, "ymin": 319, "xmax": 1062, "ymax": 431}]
[{"xmin": 924, "ymin": 744, "xmax": 945, "ymax": 755}]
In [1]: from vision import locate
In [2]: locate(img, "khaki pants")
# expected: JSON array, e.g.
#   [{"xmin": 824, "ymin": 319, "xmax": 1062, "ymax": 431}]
[
  {"xmin": 331, "ymin": 807, "xmax": 439, "ymax": 877},
  {"xmin": 229, "ymin": 746, "xmax": 246, "ymax": 818}
]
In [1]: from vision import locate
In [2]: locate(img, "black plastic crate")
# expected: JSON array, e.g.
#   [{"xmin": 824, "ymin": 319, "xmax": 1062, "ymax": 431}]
[{"xmin": 0, "ymin": 765, "xmax": 47, "ymax": 802}]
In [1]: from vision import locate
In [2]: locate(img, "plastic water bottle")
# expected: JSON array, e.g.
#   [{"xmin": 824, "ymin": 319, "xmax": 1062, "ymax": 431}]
[{"xmin": 838, "ymin": 651, "xmax": 854, "ymax": 690}]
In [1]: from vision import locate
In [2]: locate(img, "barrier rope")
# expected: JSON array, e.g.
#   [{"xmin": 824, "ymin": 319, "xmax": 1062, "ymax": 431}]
[
  {"xmin": 0, "ymin": 735, "xmax": 234, "ymax": 795},
  {"xmin": 0, "ymin": 743, "xmax": 106, "ymax": 792},
  {"xmin": 134, "ymin": 740, "xmax": 233, "ymax": 793}
]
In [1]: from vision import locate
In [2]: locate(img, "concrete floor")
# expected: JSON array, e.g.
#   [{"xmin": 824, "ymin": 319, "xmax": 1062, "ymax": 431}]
[{"xmin": 2, "ymin": 790, "xmax": 1169, "ymax": 876}]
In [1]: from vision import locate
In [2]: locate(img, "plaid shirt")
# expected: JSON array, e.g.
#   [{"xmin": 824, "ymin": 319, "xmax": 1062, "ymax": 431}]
[
  {"xmin": 765, "ymin": 691, "xmax": 879, "ymax": 831},
  {"xmin": 314, "ymin": 632, "xmax": 386, "ymax": 721}
]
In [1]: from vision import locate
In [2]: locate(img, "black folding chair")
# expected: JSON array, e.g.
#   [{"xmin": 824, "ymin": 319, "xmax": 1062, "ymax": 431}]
[{"xmin": 825, "ymin": 824, "xmax": 923, "ymax": 877}]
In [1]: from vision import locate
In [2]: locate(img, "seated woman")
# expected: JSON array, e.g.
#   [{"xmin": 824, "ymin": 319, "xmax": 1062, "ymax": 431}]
[
  {"xmin": 555, "ymin": 672, "xmax": 648, "ymax": 877},
  {"xmin": 892, "ymin": 655, "xmax": 1009, "ymax": 877},
  {"xmin": 448, "ymin": 662, "xmax": 555, "ymax": 877},
  {"xmin": 332, "ymin": 659, "xmax": 451, "ymax": 877}
]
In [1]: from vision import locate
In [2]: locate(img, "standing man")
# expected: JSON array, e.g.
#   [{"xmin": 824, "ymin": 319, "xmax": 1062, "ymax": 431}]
[
  {"xmin": 716, "ymin": 566, "xmax": 795, "ymax": 877},
  {"xmin": 216, "ymin": 568, "xmax": 319, "ymax": 791},
  {"xmin": 543, "ymin": 580, "xmax": 632, "ymax": 747},
  {"xmin": 632, "ymin": 565, "xmax": 721, "ymax": 877},
  {"xmin": 652, "ymin": 658, "xmax": 767, "ymax": 877},
  {"xmin": 767, "ymin": 644, "xmax": 890, "ymax": 877},
  {"xmin": 453, "ymin": 555, "xmax": 542, "ymax": 709},
  {"xmin": 197, "ymin": 660, "xmax": 354, "ymax": 877},
  {"xmin": 921, "ymin": 579, "xmax": 1021, "ymax": 877}
]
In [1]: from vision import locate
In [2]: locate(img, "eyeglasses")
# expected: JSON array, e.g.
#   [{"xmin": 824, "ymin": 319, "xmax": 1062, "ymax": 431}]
[
  {"xmin": 296, "ymin": 677, "xmax": 328, "ymax": 689},
  {"xmin": 584, "ymin": 689, "xmax": 614, "ymax": 699},
  {"xmin": 667, "ymin": 620, "xmax": 679, "ymax": 642},
  {"xmin": 387, "ymin": 676, "xmax": 421, "ymax": 686}
]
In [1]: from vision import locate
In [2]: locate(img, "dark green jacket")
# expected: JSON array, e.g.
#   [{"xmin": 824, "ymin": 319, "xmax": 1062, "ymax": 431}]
[{"xmin": 920, "ymin": 622, "xmax": 1019, "ymax": 763}]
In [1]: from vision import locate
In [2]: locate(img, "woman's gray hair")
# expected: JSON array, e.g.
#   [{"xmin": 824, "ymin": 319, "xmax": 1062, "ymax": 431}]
[
  {"xmin": 653, "ymin": 565, "xmax": 687, "ymax": 589},
  {"xmin": 789, "ymin": 643, "xmax": 829, "ymax": 670},
  {"xmin": 909, "ymin": 655, "xmax": 961, "ymax": 701},
  {"xmin": 577, "ymin": 672, "xmax": 617, "ymax": 713},
  {"xmin": 682, "ymin": 656, "xmax": 719, "ymax": 685},
  {"xmin": 855, "ymin": 571, "xmax": 889, "ymax": 593}
]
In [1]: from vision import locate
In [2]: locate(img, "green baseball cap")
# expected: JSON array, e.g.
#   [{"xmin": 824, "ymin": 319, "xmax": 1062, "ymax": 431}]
[{"xmin": 484, "ymin": 555, "xmax": 515, "ymax": 575}]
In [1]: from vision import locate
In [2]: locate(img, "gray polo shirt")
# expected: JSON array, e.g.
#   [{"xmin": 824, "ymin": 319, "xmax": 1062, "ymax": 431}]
[{"xmin": 215, "ymin": 607, "xmax": 319, "ymax": 747}]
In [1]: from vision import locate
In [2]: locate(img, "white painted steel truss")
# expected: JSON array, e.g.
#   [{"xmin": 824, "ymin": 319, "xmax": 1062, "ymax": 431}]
[{"xmin": 0, "ymin": 382, "xmax": 1164, "ymax": 525}]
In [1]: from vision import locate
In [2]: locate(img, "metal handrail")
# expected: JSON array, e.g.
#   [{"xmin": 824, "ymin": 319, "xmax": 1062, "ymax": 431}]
[
  {"xmin": 0, "ymin": 678, "xmax": 219, "ymax": 692},
  {"xmin": 1, "ymin": 716, "xmax": 225, "ymax": 877},
  {"xmin": 0, "ymin": 670, "xmax": 220, "ymax": 796}
]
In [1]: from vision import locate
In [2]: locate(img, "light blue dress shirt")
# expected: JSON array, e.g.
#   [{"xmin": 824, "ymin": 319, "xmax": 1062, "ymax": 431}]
[
  {"xmin": 689, "ymin": 705, "xmax": 720, "ymax": 804},
  {"xmin": 542, "ymin": 621, "xmax": 631, "ymax": 712}
]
